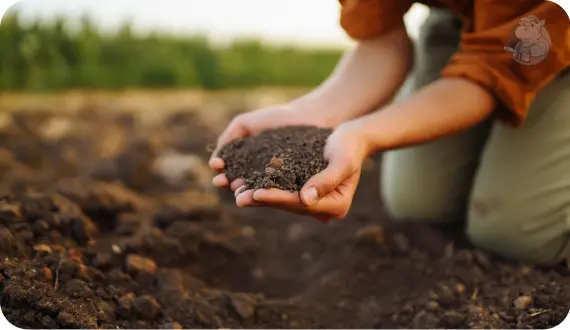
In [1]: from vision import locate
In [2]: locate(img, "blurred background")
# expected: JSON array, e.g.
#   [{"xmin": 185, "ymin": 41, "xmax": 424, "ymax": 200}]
[
  {"xmin": 0, "ymin": 0, "xmax": 428, "ymax": 197},
  {"xmin": 1, "ymin": 0, "xmax": 428, "ymax": 99}
]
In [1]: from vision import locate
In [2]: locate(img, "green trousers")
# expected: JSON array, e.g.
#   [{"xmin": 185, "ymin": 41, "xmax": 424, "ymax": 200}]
[{"xmin": 381, "ymin": 8, "xmax": 570, "ymax": 265}]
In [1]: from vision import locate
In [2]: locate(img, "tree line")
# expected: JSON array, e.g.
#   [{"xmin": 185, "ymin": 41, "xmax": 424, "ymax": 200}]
[{"xmin": 0, "ymin": 13, "xmax": 344, "ymax": 91}]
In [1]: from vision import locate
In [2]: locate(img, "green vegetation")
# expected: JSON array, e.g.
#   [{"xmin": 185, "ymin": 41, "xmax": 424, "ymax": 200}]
[{"xmin": 0, "ymin": 13, "xmax": 343, "ymax": 91}]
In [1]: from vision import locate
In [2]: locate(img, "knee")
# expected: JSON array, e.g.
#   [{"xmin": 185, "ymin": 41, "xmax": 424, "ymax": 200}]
[
  {"xmin": 467, "ymin": 201, "xmax": 570, "ymax": 266},
  {"xmin": 381, "ymin": 180, "xmax": 463, "ymax": 222}
]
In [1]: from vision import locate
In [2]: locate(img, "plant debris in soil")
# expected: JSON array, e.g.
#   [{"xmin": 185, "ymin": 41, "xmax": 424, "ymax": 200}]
[
  {"xmin": 217, "ymin": 126, "xmax": 332, "ymax": 191},
  {"xmin": 1, "ymin": 109, "xmax": 569, "ymax": 329}
]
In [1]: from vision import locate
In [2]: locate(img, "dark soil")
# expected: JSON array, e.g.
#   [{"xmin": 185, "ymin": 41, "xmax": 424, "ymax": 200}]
[
  {"xmin": 218, "ymin": 126, "xmax": 332, "ymax": 191},
  {"xmin": 1, "ymin": 109, "xmax": 569, "ymax": 329}
]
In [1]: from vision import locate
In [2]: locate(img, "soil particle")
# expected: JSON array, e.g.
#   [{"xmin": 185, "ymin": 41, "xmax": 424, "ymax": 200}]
[
  {"xmin": 92, "ymin": 252, "xmax": 113, "ymax": 269},
  {"xmin": 435, "ymin": 284, "xmax": 457, "ymax": 306},
  {"xmin": 473, "ymin": 251, "xmax": 491, "ymax": 268},
  {"xmin": 443, "ymin": 310, "xmax": 465, "ymax": 327},
  {"xmin": 132, "ymin": 295, "xmax": 161, "ymax": 320},
  {"xmin": 57, "ymin": 311, "xmax": 79, "ymax": 327},
  {"xmin": 228, "ymin": 293, "xmax": 257, "ymax": 320},
  {"xmin": 425, "ymin": 301, "xmax": 440, "ymax": 311},
  {"xmin": 63, "ymin": 279, "xmax": 93, "ymax": 298},
  {"xmin": 125, "ymin": 254, "xmax": 157, "ymax": 275},
  {"xmin": 0, "ymin": 227, "xmax": 26, "ymax": 257},
  {"xmin": 42, "ymin": 266, "xmax": 53, "ymax": 281},
  {"xmin": 159, "ymin": 322, "xmax": 183, "ymax": 329},
  {"xmin": 218, "ymin": 126, "xmax": 332, "ymax": 191},
  {"xmin": 41, "ymin": 315, "xmax": 59, "ymax": 329},
  {"xmin": 454, "ymin": 283, "xmax": 466, "ymax": 295},
  {"xmin": 32, "ymin": 219, "xmax": 50, "ymax": 233},
  {"xmin": 392, "ymin": 233, "xmax": 410, "ymax": 253},
  {"xmin": 71, "ymin": 216, "xmax": 99, "ymax": 244},
  {"xmin": 514, "ymin": 295, "xmax": 533, "ymax": 310},
  {"xmin": 455, "ymin": 250, "xmax": 474, "ymax": 265},
  {"xmin": 116, "ymin": 292, "xmax": 136, "ymax": 319},
  {"xmin": 354, "ymin": 225, "xmax": 385, "ymax": 245},
  {"xmin": 412, "ymin": 310, "xmax": 441, "ymax": 329},
  {"xmin": 0, "ymin": 201, "xmax": 21, "ymax": 218}
]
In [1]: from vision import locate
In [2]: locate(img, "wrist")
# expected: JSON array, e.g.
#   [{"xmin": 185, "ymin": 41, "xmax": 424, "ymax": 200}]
[
  {"xmin": 336, "ymin": 120, "xmax": 374, "ymax": 161},
  {"xmin": 288, "ymin": 95, "xmax": 346, "ymax": 128}
]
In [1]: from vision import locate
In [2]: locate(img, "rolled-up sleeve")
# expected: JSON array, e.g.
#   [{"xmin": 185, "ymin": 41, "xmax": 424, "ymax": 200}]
[
  {"xmin": 339, "ymin": 0, "xmax": 414, "ymax": 39},
  {"xmin": 441, "ymin": 1, "xmax": 570, "ymax": 126}
]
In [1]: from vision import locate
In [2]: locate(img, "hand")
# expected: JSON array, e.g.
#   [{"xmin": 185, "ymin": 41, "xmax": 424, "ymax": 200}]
[
  {"xmin": 209, "ymin": 103, "xmax": 333, "ymax": 191},
  {"xmin": 235, "ymin": 122, "xmax": 370, "ymax": 222}
]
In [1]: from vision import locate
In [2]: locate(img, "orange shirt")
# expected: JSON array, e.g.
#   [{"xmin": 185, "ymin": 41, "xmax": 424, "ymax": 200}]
[{"xmin": 339, "ymin": 0, "xmax": 570, "ymax": 126}]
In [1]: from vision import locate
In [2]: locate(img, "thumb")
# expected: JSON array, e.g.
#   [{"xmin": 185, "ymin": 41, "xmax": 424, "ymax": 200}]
[{"xmin": 299, "ymin": 157, "xmax": 354, "ymax": 206}]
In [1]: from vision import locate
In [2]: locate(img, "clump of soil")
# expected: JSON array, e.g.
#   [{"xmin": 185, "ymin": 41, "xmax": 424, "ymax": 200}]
[{"xmin": 217, "ymin": 126, "xmax": 332, "ymax": 191}]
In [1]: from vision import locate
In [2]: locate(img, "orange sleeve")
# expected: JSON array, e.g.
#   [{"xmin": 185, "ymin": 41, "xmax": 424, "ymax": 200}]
[
  {"xmin": 339, "ymin": 0, "xmax": 414, "ymax": 39},
  {"xmin": 441, "ymin": 1, "xmax": 570, "ymax": 126}
]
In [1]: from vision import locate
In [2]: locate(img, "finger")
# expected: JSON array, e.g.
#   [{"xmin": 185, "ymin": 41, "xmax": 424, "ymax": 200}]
[
  {"xmin": 236, "ymin": 189, "xmax": 263, "ymax": 207},
  {"xmin": 300, "ymin": 158, "xmax": 355, "ymax": 206},
  {"xmin": 230, "ymin": 179, "xmax": 245, "ymax": 191},
  {"xmin": 208, "ymin": 157, "xmax": 225, "ymax": 172},
  {"xmin": 212, "ymin": 173, "xmax": 229, "ymax": 188},
  {"xmin": 216, "ymin": 116, "xmax": 249, "ymax": 150},
  {"xmin": 234, "ymin": 185, "xmax": 247, "ymax": 197},
  {"xmin": 252, "ymin": 189, "xmax": 300, "ymax": 205}
]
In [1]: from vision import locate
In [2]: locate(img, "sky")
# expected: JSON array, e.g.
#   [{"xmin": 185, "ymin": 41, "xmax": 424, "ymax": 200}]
[{"xmin": 9, "ymin": 0, "xmax": 429, "ymax": 47}]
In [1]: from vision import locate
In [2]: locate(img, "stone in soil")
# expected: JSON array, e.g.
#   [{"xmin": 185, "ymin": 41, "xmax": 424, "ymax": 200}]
[
  {"xmin": 133, "ymin": 295, "xmax": 161, "ymax": 320},
  {"xmin": 217, "ymin": 126, "xmax": 332, "ymax": 191},
  {"xmin": 125, "ymin": 254, "xmax": 157, "ymax": 275}
]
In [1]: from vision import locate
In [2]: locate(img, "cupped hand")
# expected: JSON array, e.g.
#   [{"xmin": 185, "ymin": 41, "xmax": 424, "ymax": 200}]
[
  {"xmin": 235, "ymin": 122, "xmax": 370, "ymax": 222},
  {"xmin": 209, "ymin": 103, "xmax": 332, "ymax": 191}
]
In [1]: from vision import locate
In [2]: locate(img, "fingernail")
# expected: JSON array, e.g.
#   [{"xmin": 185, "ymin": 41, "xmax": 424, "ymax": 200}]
[{"xmin": 302, "ymin": 187, "xmax": 319, "ymax": 205}]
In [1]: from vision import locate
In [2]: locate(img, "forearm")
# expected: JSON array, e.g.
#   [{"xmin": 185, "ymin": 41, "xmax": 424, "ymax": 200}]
[
  {"xmin": 348, "ymin": 78, "xmax": 496, "ymax": 156},
  {"xmin": 293, "ymin": 25, "xmax": 413, "ymax": 127}
]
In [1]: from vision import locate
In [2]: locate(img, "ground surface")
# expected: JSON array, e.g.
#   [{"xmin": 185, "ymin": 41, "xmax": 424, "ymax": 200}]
[{"xmin": 0, "ymin": 104, "xmax": 569, "ymax": 329}]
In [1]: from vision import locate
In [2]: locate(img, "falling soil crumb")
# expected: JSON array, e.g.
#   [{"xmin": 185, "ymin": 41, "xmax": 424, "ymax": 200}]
[{"xmin": 218, "ymin": 125, "xmax": 332, "ymax": 191}]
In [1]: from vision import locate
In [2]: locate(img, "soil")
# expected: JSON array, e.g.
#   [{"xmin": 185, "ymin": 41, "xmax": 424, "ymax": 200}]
[
  {"xmin": 1, "ymin": 109, "xmax": 569, "ymax": 329},
  {"xmin": 218, "ymin": 126, "xmax": 332, "ymax": 191}
]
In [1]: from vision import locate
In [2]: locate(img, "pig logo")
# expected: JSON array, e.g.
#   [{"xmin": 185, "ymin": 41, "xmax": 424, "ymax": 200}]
[{"xmin": 504, "ymin": 15, "xmax": 551, "ymax": 65}]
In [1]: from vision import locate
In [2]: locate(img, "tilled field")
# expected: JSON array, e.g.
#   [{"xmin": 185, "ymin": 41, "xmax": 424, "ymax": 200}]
[{"xmin": 0, "ymin": 107, "xmax": 569, "ymax": 329}]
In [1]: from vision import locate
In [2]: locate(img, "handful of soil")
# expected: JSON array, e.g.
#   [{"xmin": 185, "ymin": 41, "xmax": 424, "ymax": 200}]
[{"xmin": 217, "ymin": 126, "xmax": 332, "ymax": 191}]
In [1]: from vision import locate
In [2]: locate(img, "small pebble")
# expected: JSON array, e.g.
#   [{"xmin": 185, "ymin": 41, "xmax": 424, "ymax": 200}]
[
  {"xmin": 455, "ymin": 250, "xmax": 474, "ymax": 264},
  {"xmin": 354, "ymin": 225, "xmax": 385, "ymax": 245},
  {"xmin": 32, "ymin": 220, "xmax": 50, "ymax": 233},
  {"xmin": 116, "ymin": 293, "xmax": 135, "ymax": 319},
  {"xmin": 41, "ymin": 315, "xmax": 58, "ymax": 329},
  {"xmin": 437, "ymin": 285, "xmax": 456, "ymax": 306},
  {"xmin": 42, "ymin": 266, "xmax": 53, "ymax": 282},
  {"xmin": 125, "ymin": 254, "xmax": 157, "ymax": 275},
  {"xmin": 112, "ymin": 244, "xmax": 122, "ymax": 254},
  {"xmin": 514, "ymin": 295, "xmax": 533, "ymax": 310},
  {"xmin": 33, "ymin": 244, "xmax": 53, "ymax": 254},
  {"xmin": 133, "ymin": 295, "xmax": 161, "ymax": 320},
  {"xmin": 455, "ymin": 283, "xmax": 466, "ymax": 294},
  {"xmin": 93, "ymin": 253, "xmax": 113, "ymax": 268},
  {"xmin": 426, "ymin": 301, "xmax": 440, "ymax": 311},
  {"xmin": 412, "ymin": 310, "xmax": 440, "ymax": 329},
  {"xmin": 229, "ymin": 293, "xmax": 257, "ymax": 320},
  {"xmin": 443, "ymin": 311, "xmax": 465, "ymax": 327}
]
